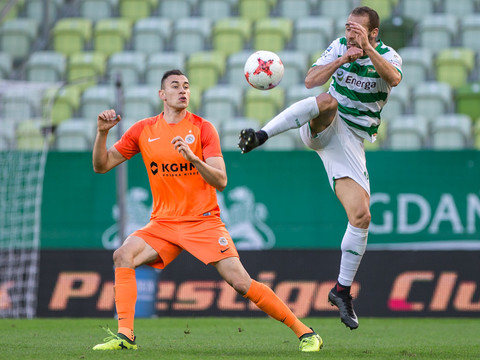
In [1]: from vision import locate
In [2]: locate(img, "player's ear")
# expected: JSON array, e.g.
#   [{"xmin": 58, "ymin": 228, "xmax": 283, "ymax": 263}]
[{"xmin": 158, "ymin": 89, "xmax": 166, "ymax": 100}]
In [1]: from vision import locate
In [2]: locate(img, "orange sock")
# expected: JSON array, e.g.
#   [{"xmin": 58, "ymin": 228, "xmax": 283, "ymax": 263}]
[
  {"xmin": 243, "ymin": 280, "xmax": 312, "ymax": 338},
  {"xmin": 115, "ymin": 267, "xmax": 136, "ymax": 341}
]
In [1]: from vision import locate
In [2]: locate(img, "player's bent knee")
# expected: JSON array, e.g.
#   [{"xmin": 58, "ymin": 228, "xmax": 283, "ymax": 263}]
[
  {"xmin": 113, "ymin": 247, "xmax": 134, "ymax": 268},
  {"xmin": 230, "ymin": 279, "xmax": 251, "ymax": 296},
  {"xmin": 350, "ymin": 210, "xmax": 371, "ymax": 229},
  {"xmin": 316, "ymin": 93, "xmax": 338, "ymax": 112}
]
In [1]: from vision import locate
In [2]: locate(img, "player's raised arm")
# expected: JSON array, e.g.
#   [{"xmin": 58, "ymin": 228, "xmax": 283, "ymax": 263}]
[{"xmin": 93, "ymin": 109, "xmax": 127, "ymax": 173}]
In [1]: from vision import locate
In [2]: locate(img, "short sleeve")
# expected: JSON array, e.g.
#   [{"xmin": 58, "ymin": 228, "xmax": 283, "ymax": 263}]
[
  {"xmin": 114, "ymin": 121, "xmax": 142, "ymax": 159},
  {"xmin": 200, "ymin": 120, "xmax": 223, "ymax": 159}
]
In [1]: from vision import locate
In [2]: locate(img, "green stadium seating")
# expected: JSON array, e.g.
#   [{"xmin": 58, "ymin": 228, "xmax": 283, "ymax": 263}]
[
  {"xmin": 212, "ymin": 17, "xmax": 252, "ymax": 56},
  {"xmin": 123, "ymin": 85, "xmax": 162, "ymax": 120},
  {"xmin": 145, "ymin": 52, "xmax": 186, "ymax": 86},
  {"xmin": 220, "ymin": 117, "xmax": 260, "ymax": 150},
  {"xmin": 456, "ymin": 83, "xmax": 480, "ymax": 122},
  {"xmin": 431, "ymin": 114, "xmax": 472, "ymax": 150},
  {"xmin": 319, "ymin": 0, "xmax": 353, "ymax": 19},
  {"xmin": 55, "ymin": 118, "xmax": 96, "ymax": 151},
  {"xmin": 276, "ymin": 50, "xmax": 309, "ymax": 88},
  {"xmin": 239, "ymin": 0, "xmax": 272, "ymax": 21},
  {"xmin": 16, "ymin": 119, "xmax": 47, "ymax": 150},
  {"xmin": 132, "ymin": 17, "xmax": 172, "ymax": 55},
  {"xmin": 25, "ymin": 0, "xmax": 62, "ymax": 25},
  {"xmin": 43, "ymin": 85, "xmax": 82, "ymax": 125},
  {"xmin": 444, "ymin": 0, "xmax": 476, "ymax": 17},
  {"xmin": 244, "ymin": 86, "xmax": 284, "ymax": 125},
  {"xmin": 381, "ymin": 82, "xmax": 410, "ymax": 121},
  {"xmin": 186, "ymin": 51, "xmax": 226, "ymax": 92},
  {"xmin": 401, "ymin": 0, "xmax": 436, "ymax": 22},
  {"xmin": 158, "ymin": 0, "xmax": 192, "ymax": 18},
  {"xmin": 226, "ymin": 50, "xmax": 253, "ymax": 90},
  {"xmin": 94, "ymin": 18, "xmax": 133, "ymax": 57},
  {"xmin": 0, "ymin": 18, "xmax": 38, "ymax": 60},
  {"xmin": 0, "ymin": 118, "xmax": 16, "ymax": 150},
  {"xmin": 294, "ymin": 16, "xmax": 335, "ymax": 56},
  {"xmin": 0, "ymin": 52, "xmax": 12, "ymax": 79},
  {"xmin": 1, "ymin": 87, "xmax": 39, "ymax": 119},
  {"xmin": 436, "ymin": 47, "xmax": 475, "ymax": 89},
  {"xmin": 172, "ymin": 17, "xmax": 212, "ymax": 56},
  {"xmin": 68, "ymin": 52, "xmax": 108, "ymax": 88},
  {"xmin": 361, "ymin": 0, "xmax": 394, "ymax": 20},
  {"xmin": 52, "ymin": 18, "xmax": 92, "ymax": 56},
  {"xmin": 285, "ymin": 84, "xmax": 321, "ymax": 107},
  {"xmin": 26, "ymin": 51, "xmax": 67, "ymax": 83},
  {"xmin": 475, "ymin": 120, "xmax": 480, "ymax": 149},
  {"xmin": 119, "ymin": 0, "xmax": 159, "ymax": 22},
  {"xmin": 379, "ymin": 15, "xmax": 415, "ymax": 51},
  {"xmin": 0, "ymin": 0, "xmax": 24, "ymax": 22},
  {"xmin": 108, "ymin": 51, "xmax": 147, "ymax": 85},
  {"xmin": 278, "ymin": 0, "xmax": 311, "ymax": 21},
  {"xmin": 253, "ymin": 17, "xmax": 293, "ymax": 52},
  {"xmin": 262, "ymin": 130, "xmax": 300, "ymax": 150},
  {"xmin": 388, "ymin": 115, "xmax": 429, "ymax": 150}
]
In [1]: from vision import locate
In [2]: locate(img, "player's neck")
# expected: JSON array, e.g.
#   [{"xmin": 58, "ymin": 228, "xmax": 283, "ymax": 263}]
[{"xmin": 163, "ymin": 107, "xmax": 188, "ymax": 124}]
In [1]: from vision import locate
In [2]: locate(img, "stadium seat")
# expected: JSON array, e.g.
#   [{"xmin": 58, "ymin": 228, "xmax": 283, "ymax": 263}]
[
  {"xmin": 119, "ymin": 0, "xmax": 158, "ymax": 21},
  {"xmin": 294, "ymin": 16, "xmax": 335, "ymax": 56},
  {"xmin": 52, "ymin": 18, "xmax": 92, "ymax": 56},
  {"xmin": 401, "ymin": 0, "xmax": 436, "ymax": 22},
  {"xmin": 238, "ymin": 0, "xmax": 272, "ymax": 21},
  {"xmin": 285, "ymin": 84, "xmax": 322, "ymax": 107},
  {"xmin": 0, "ymin": 0, "xmax": 22, "ymax": 21},
  {"xmin": 123, "ymin": 85, "xmax": 162, "ymax": 120},
  {"xmin": 1, "ymin": 88, "xmax": 40, "ymax": 120},
  {"xmin": 276, "ymin": 50, "xmax": 309, "ymax": 88},
  {"xmin": 361, "ymin": 0, "xmax": 393, "ymax": 19},
  {"xmin": 319, "ymin": 0, "xmax": 353, "ymax": 19},
  {"xmin": 431, "ymin": 114, "xmax": 472, "ymax": 150},
  {"xmin": 460, "ymin": 15, "xmax": 480, "ymax": 53},
  {"xmin": 278, "ymin": 0, "xmax": 312, "ymax": 21},
  {"xmin": 212, "ymin": 17, "xmax": 252, "ymax": 56},
  {"xmin": 16, "ymin": 119, "xmax": 47, "ymax": 150},
  {"xmin": 418, "ymin": 14, "xmax": 458, "ymax": 54},
  {"xmin": 186, "ymin": 51, "xmax": 226, "ymax": 92},
  {"xmin": 55, "ymin": 118, "xmax": 96, "ymax": 151},
  {"xmin": 381, "ymin": 82, "xmax": 410, "ymax": 121},
  {"xmin": 456, "ymin": 83, "xmax": 480, "ymax": 122},
  {"xmin": 475, "ymin": 120, "xmax": 480, "ymax": 149},
  {"xmin": 397, "ymin": 47, "xmax": 433, "ymax": 88},
  {"xmin": 444, "ymin": 0, "xmax": 476, "ymax": 17},
  {"xmin": 172, "ymin": 17, "xmax": 212, "ymax": 56},
  {"xmin": 263, "ymin": 130, "xmax": 300, "ymax": 150},
  {"xmin": 80, "ymin": 0, "xmax": 116, "ymax": 22},
  {"xmin": 220, "ymin": 117, "xmax": 260, "ymax": 150},
  {"xmin": 145, "ymin": 52, "xmax": 186, "ymax": 86},
  {"xmin": 0, "ymin": 18, "xmax": 38, "ymax": 61},
  {"xmin": 412, "ymin": 81, "xmax": 453, "ymax": 124},
  {"xmin": 94, "ymin": 18, "xmax": 133, "ymax": 57},
  {"xmin": 26, "ymin": 51, "xmax": 67, "ymax": 83},
  {"xmin": 0, "ymin": 52, "xmax": 12, "ymax": 79},
  {"xmin": 379, "ymin": 16, "xmax": 415, "ymax": 51},
  {"xmin": 25, "ymin": 0, "xmax": 61, "ymax": 25},
  {"xmin": 201, "ymin": 85, "xmax": 243, "ymax": 129},
  {"xmin": 132, "ymin": 17, "xmax": 172, "ymax": 55},
  {"xmin": 187, "ymin": 84, "xmax": 202, "ymax": 113},
  {"xmin": 68, "ymin": 52, "xmax": 107, "ymax": 88},
  {"xmin": 43, "ymin": 85, "xmax": 82, "ymax": 125},
  {"xmin": 199, "ymin": 0, "xmax": 235, "ymax": 20},
  {"xmin": 81, "ymin": 85, "xmax": 116, "ymax": 119},
  {"xmin": 334, "ymin": 17, "xmax": 349, "ymax": 39},
  {"xmin": 158, "ymin": 0, "xmax": 192, "ymax": 18},
  {"xmin": 108, "ymin": 51, "xmax": 146, "ymax": 85},
  {"xmin": 387, "ymin": 115, "xmax": 429, "ymax": 150},
  {"xmin": 244, "ymin": 86, "xmax": 285, "ymax": 125},
  {"xmin": 226, "ymin": 50, "xmax": 254, "ymax": 90},
  {"xmin": 435, "ymin": 48, "xmax": 475, "ymax": 89},
  {"xmin": 253, "ymin": 17, "xmax": 293, "ymax": 52}
]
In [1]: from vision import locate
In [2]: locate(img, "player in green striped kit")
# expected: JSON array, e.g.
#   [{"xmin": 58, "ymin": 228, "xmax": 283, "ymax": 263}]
[{"xmin": 239, "ymin": 6, "xmax": 402, "ymax": 330}]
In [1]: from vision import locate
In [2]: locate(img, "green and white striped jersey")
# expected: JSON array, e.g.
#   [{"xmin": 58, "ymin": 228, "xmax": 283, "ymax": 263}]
[{"xmin": 312, "ymin": 37, "xmax": 403, "ymax": 143}]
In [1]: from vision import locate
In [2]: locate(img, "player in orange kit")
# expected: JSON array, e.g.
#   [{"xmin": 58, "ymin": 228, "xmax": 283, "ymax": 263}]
[{"xmin": 91, "ymin": 69, "xmax": 322, "ymax": 352}]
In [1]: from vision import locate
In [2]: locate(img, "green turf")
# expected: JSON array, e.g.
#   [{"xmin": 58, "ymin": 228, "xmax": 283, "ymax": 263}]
[{"xmin": 1, "ymin": 317, "xmax": 479, "ymax": 359}]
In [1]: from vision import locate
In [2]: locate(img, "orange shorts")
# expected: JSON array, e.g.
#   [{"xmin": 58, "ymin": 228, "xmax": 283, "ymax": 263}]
[{"xmin": 131, "ymin": 216, "xmax": 239, "ymax": 269}]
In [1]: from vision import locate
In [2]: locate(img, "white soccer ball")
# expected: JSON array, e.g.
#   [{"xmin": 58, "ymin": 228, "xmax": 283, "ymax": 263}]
[{"xmin": 244, "ymin": 50, "xmax": 284, "ymax": 90}]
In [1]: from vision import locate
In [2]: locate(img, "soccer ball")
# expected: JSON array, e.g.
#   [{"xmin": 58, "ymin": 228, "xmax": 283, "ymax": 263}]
[{"xmin": 244, "ymin": 50, "xmax": 284, "ymax": 90}]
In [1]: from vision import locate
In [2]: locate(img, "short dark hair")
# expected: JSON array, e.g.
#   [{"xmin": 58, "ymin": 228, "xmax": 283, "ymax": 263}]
[
  {"xmin": 350, "ymin": 6, "xmax": 380, "ymax": 32},
  {"xmin": 161, "ymin": 69, "xmax": 186, "ymax": 89}
]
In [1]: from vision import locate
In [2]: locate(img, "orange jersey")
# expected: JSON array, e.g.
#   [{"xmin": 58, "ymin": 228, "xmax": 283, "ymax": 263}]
[{"xmin": 114, "ymin": 112, "xmax": 223, "ymax": 220}]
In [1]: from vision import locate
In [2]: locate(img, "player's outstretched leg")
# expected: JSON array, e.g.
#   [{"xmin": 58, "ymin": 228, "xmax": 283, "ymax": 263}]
[
  {"xmin": 238, "ymin": 129, "xmax": 268, "ymax": 153},
  {"xmin": 299, "ymin": 328, "xmax": 323, "ymax": 352},
  {"xmin": 328, "ymin": 285, "xmax": 359, "ymax": 330},
  {"xmin": 93, "ymin": 326, "xmax": 138, "ymax": 350}
]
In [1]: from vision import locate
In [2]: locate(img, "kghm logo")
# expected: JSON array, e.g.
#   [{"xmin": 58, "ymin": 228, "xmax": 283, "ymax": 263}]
[{"xmin": 159, "ymin": 162, "xmax": 198, "ymax": 177}]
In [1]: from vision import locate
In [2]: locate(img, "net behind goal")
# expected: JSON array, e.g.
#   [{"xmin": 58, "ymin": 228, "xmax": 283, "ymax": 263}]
[{"xmin": 0, "ymin": 80, "xmax": 54, "ymax": 318}]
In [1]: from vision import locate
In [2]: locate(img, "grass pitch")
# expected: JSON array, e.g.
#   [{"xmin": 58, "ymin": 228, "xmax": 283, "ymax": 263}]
[{"xmin": 1, "ymin": 317, "xmax": 479, "ymax": 359}]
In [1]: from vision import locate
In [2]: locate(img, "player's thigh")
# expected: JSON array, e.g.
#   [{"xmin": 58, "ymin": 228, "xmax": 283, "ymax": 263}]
[
  {"xmin": 214, "ymin": 257, "xmax": 252, "ymax": 294},
  {"xmin": 335, "ymin": 177, "xmax": 371, "ymax": 227},
  {"xmin": 114, "ymin": 235, "xmax": 159, "ymax": 268}
]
